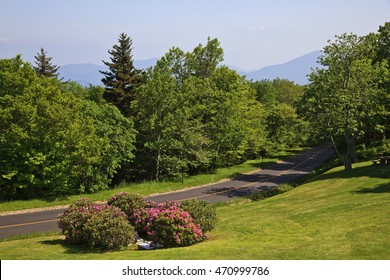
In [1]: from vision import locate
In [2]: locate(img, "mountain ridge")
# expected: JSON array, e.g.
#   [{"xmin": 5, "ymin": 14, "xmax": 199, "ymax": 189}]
[
  {"xmin": 244, "ymin": 50, "xmax": 322, "ymax": 84},
  {"xmin": 59, "ymin": 51, "xmax": 322, "ymax": 86}
]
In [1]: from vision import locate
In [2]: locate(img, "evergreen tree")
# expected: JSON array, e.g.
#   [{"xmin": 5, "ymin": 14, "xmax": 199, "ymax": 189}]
[
  {"xmin": 33, "ymin": 47, "xmax": 60, "ymax": 78},
  {"xmin": 100, "ymin": 33, "xmax": 143, "ymax": 117}
]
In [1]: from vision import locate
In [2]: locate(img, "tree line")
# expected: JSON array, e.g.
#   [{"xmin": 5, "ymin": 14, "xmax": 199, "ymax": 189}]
[
  {"xmin": 0, "ymin": 35, "xmax": 305, "ymax": 200},
  {"xmin": 1, "ymin": 21, "xmax": 388, "ymax": 200}
]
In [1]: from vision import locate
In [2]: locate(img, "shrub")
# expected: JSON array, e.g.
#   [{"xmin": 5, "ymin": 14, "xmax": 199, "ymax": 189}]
[
  {"xmin": 132, "ymin": 204, "xmax": 206, "ymax": 247},
  {"xmin": 249, "ymin": 185, "xmax": 293, "ymax": 201},
  {"xmin": 83, "ymin": 205, "xmax": 135, "ymax": 250},
  {"xmin": 146, "ymin": 205, "xmax": 206, "ymax": 247},
  {"xmin": 107, "ymin": 192, "xmax": 156, "ymax": 222},
  {"xmin": 58, "ymin": 198, "xmax": 135, "ymax": 250},
  {"xmin": 57, "ymin": 198, "xmax": 98, "ymax": 244},
  {"xmin": 180, "ymin": 199, "xmax": 217, "ymax": 232},
  {"xmin": 131, "ymin": 201, "xmax": 188, "ymax": 239}
]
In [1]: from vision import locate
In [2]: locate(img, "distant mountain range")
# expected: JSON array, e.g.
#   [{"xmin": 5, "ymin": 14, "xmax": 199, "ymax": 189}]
[{"xmin": 59, "ymin": 51, "xmax": 322, "ymax": 86}]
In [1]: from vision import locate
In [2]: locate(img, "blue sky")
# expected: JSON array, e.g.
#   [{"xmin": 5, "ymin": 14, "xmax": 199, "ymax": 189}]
[{"xmin": 1, "ymin": 0, "xmax": 389, "ymax": 69}]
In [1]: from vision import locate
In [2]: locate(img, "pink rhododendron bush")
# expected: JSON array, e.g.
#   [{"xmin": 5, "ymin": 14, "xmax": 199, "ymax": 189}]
[
  {"xmin": 133, "ymin": 202, "xmax": 206, "ymax": 247},
  {"xmin": 58, "ymin": 193, "xmax": 217, "ymax": 250}
]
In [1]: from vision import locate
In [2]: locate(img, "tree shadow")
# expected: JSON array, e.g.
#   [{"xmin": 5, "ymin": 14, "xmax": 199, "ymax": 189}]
[
  {"xmin": 310, "ymin": 164, "xmax": 390, "ymax": 182},
  {"xmin": 353, "ymin": 183, "xmax": 390, "ymax": 194}
]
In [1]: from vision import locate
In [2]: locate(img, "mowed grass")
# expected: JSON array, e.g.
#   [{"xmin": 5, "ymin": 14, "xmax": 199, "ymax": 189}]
[
  {"xmin": 0, "ymin": 153, "xmax": 292, "ymax": 213},
  {"xmin": 1, "ymin": 161, "xmax": 389, "ymax": 259}
]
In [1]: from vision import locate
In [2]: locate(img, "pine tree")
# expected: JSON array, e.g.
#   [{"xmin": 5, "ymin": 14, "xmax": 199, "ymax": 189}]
[
  {"xmin": 100, "ymin": 33, "xmax": 143, "ymax": 117},
  {"xmin": 33, "ymin": 47, "xmax": 60, "ymax": 78}
]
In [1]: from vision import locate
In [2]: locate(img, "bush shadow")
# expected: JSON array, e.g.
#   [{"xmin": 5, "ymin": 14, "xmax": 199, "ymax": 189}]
[{"xmin": 39, "ymin": 238, "xmax": 116, "ymax": 255}]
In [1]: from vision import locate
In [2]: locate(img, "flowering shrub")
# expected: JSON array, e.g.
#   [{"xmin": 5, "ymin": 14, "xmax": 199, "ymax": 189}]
[
  {"xmin": 83, "ymin": 205, "xmax": 134, "ymax": 250},
  {"xmin": 58, "ymin": 195, "xmax": 215, "ymax": 250},
  {"xmin": 57, "ymin": 198, "xmax": 98, "ymax": 244},
  {"xmin": 133, "ymin": 205, "xmax": 206, "ymax": 247},
  {"xmin": 180, "ymin": 199, "xmax": 217, "ymax": 233},
  {"xmin": 131, "ymin": 201, "xmax": 182, "ymax": 239},
  {"xmin": 107, "ymin": 192, "xmax": 156, "ymax": 222},
  {"xmin": 58, "ymin": 198, "xmax": 134, "ymax": 250},
  {"xmin": 148, "ymin": 205, "xmax": 206, "ymax": 247}
]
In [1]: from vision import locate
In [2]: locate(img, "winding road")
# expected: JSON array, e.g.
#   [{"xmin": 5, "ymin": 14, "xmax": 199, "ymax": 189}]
[{"xmin": 0, "ymin": 143, "xmax": 334, "ymax": 239}]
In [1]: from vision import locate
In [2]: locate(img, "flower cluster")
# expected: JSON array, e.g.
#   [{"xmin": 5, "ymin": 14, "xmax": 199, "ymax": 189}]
[{"xmin": 133, "ymin": 202, "xmax": 206, "ymax": 247}]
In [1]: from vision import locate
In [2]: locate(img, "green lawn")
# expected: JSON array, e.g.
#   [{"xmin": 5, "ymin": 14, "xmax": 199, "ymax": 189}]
[
  {"xmin": 0, "ymin": 152, "xmax": 292, "ymax": 213},
  {"xmin": 1, "ymin": 161, "xmax": 389, "ymax": 259}
]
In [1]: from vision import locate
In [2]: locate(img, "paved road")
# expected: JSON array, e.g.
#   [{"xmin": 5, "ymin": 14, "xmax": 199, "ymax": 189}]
[{"xmin": 0, "ymin": 143, "xmax": 334, "ymax": 239}]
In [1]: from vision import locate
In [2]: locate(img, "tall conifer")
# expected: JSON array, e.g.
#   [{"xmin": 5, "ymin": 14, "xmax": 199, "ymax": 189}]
[
  {"xmin": 33, "ymin": 47, "xmax": 60, "ymax": 78},
  {"xmin": 100, "ymin": 33, "xmax": 143, "ymax": 117}
]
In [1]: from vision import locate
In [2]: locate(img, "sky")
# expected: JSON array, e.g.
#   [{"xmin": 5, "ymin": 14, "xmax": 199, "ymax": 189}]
[{"xmin": 1, "ymin": 0, "xmax": 389, "ymax": 70}]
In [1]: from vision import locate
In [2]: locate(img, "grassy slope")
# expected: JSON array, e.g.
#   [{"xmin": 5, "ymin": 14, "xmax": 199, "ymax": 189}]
[{"xmin": 1, "ymin": 161, "xmax": 389, "ymax": 259}]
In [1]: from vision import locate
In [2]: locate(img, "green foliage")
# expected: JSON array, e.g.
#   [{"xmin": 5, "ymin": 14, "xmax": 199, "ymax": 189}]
[
  {"xmin": 133, "ymin": 39, "xmax": 268, "ymax": 180},
  {"xmin": 180, "ymin": 199, "xmax": 217, "ymax": 233},
  {"xmin": 100, "ymin": 33, "xmax": 143, "ymax": 117},
  {"xmin": 265, "ymin": 103, "xmax": 308, "ymax": 151},
  {"xmin": 250, "ymin": 79, "xmax": 308, "ymax": 151},
  {"xmin": 58, "ymin": 198, "xmax": 134, "ymax": 250},
  {"xmin": 0, "ymin": 57, "xmax": 136, "ymax": 200},
  {"xmin": 250, "ymin": 79, "xmax": 276, "ymax": 106},
  {"xmin": 357, "ymin": 139, "xmax": 390, "ymax": 160},
  {"xmin": 300, "ymin": 32, "xmax": 389, "ymax": 171},
  {"xmin": 186, "ymin": 37, "xmax": 224, "ymax": 79}
]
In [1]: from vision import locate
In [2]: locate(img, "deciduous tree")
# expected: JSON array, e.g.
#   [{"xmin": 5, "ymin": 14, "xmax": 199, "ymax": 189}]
[{"xmin": 301, "ymin": 33, "xmax": 388, "ymax": 171}]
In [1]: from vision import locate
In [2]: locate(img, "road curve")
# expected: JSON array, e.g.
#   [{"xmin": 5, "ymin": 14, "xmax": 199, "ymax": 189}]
[{"xmin": 0, "ymin": 143, "xmax": 334, "ymax": 239}]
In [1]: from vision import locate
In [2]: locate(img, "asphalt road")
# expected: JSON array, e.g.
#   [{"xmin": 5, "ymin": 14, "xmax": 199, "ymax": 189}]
[{"xmin": 0, "ymin": 143, "xmax": 334, "ymax": 239}]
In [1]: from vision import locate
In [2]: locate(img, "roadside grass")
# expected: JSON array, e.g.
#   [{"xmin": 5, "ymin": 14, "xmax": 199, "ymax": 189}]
[
  {"xmin": 0, "ymin": 150, "xmax": 296, "ymax": 213},
  {"xmin": 1, "ymin": 160, "xmax": 389, "ymax": 259}
]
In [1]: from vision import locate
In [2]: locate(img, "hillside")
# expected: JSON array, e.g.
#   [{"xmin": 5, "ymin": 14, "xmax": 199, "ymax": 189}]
[
  {"xmin": 244, "ymin": 50, "xmax": 322, "ymax": 84},
  {"xmin": 1, "ymin": 161, "xmax": 389, "ymax": 259}
]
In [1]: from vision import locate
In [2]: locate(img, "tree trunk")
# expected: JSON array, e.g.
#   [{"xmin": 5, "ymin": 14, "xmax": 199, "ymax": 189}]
[
  {"xmin": 155, "ymin": 148, "xmax": 160, "ymax": 182},
  {"xmin": 344, "ymin": 133, "xmax": 354, "ymax": 172},
  {"xmin": 330, "ymin": 135, "xmax": 345, "ymax": 167},
  {"xmin": 155, "ymin": 134, "xmax": 161, "ymax": 182}
]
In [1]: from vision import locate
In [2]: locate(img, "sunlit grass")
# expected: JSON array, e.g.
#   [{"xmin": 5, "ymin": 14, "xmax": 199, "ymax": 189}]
[{"xmin": 1, "ymin": 161, "xmax": 389, "ymax": 259}]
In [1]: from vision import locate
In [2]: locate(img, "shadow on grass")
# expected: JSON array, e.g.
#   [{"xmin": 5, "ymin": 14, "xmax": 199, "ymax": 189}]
[
  {"xmin": 312, "ymin": 164, "xmax": 390, "ymax": 182},
  {"xmin": 40, "ymin": 238, "xmax": 117, "ymax": 254},
  {"xmin": 353, "ymin": 183, "xmax": 390, "ymax": 194}
]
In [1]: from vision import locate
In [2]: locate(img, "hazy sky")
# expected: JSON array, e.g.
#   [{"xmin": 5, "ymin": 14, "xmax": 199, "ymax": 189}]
[{"xmin": 1, "ymin": 0, "xmax": 389, "ymax": 69}]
